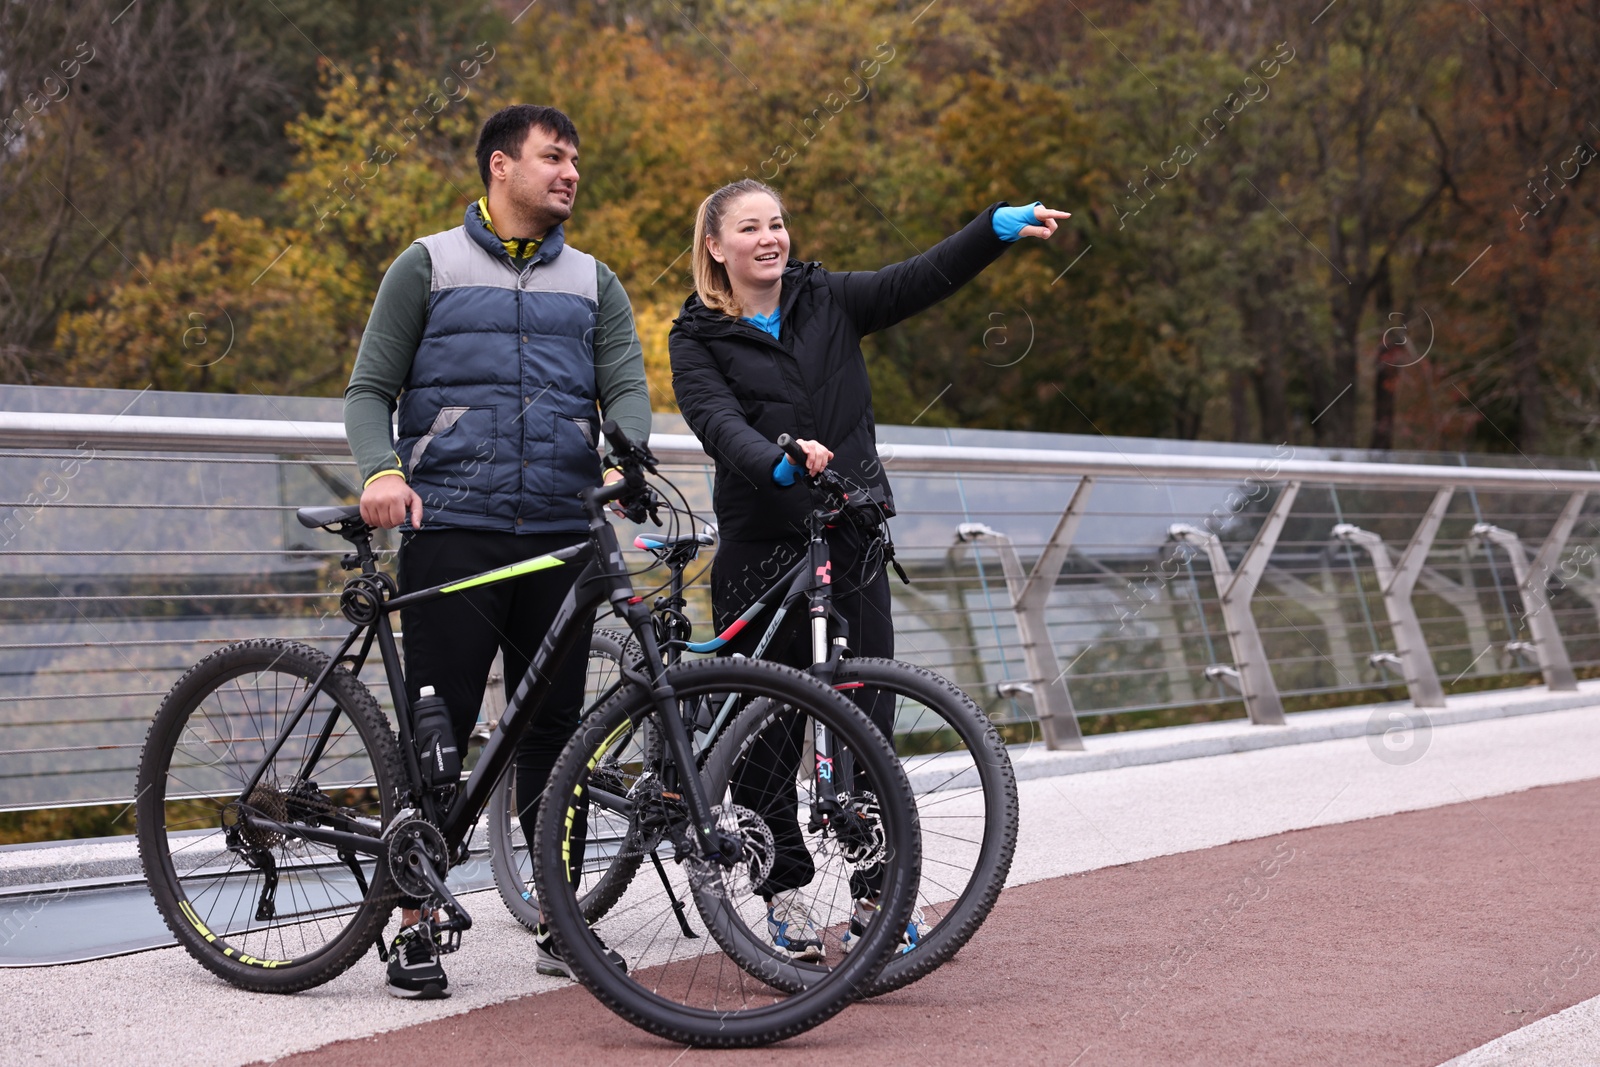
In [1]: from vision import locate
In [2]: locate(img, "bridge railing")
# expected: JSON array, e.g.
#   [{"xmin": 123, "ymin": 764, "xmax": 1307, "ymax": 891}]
[{"xmin": 3, "ymin": 395, "xmax": 1599, "ymax": 812}]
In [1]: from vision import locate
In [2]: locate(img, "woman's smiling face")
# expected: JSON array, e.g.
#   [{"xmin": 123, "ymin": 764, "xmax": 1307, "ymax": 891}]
[{"xmin": 708, "ymin": 192, "xmax": 790, "ymax": 291}]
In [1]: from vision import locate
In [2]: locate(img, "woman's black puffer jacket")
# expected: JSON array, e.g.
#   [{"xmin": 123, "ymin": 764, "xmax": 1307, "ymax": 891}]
[{"xmin": 668, "ymin": 203, "xmax": 1011, "ymax": 542}]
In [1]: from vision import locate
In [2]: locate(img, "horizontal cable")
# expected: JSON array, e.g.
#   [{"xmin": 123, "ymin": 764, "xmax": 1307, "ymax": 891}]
[
  {"xmin": 0, "ymin": 450, "xmax": 356, "ymax": 467},
  {"xmin": 0, "ymin": 634, "xmax": 358, "ymax": 651}
]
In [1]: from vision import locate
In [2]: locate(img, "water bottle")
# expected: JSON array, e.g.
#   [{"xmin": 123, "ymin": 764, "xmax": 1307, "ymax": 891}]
[{"xmin": 412, "ymin": 685, "xmax": 460, "ymax": 788}]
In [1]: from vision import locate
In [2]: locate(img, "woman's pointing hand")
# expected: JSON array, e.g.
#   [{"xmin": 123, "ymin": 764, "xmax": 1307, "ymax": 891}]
[{"xmin": 1017, "ymin": 204, "xmax": 1071, "ymax": 240}]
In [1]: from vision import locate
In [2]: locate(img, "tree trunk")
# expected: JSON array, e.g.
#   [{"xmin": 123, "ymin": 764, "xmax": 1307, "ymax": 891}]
[
  {"xmin": 1254, "ymin": 344, "xmax": 1290, "ymax": 445},
  {"xmin": 1508, "ymin": 274, "xmax": 1546, "ymax": 453},
  {"xmin": 1320, "ymin": 282, "xmax": 1366, "ymax": 446},
  {"xmin": 1229, "ymin": 368, "xmax": 1251, "ymax": 441},
  {"xmin": 1370, "ymin": 261, "xmax": 1398, "ymax": 451}
]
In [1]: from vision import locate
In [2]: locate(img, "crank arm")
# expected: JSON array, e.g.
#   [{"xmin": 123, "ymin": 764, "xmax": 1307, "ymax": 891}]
[{"xmin": 404, "ymin": 841, "xmax": 473, "ymax": 935}]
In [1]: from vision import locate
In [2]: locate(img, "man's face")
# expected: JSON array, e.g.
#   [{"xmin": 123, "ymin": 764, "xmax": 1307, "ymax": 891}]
[{"xmin": 494, "ymin": 126, "xmax": 580, "ymax": 224}]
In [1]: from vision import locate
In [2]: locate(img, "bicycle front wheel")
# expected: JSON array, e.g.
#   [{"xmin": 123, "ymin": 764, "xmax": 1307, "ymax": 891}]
[
  {"xmin": 135, "ymin": 639, "xmax": 401, "ymax": 993},
  {"xmin": 488, "ymin": 628, "xmax": 655, "ymax": 928},
  {"xmin": 533, "ymin": 657, "xmax": 922, "ymax": 1048}
]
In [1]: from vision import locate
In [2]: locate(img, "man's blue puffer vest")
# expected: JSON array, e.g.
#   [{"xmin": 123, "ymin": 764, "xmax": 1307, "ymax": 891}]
[{"xmin": 397, "ymin": 204, "xmax": 600, "ymax": 535}]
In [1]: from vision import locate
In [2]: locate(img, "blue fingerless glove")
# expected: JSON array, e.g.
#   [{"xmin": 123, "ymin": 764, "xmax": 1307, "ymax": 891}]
[
  {"xmin": 992, "ymin": 202, "xmax": 1042, "ymax": 242},
  {"xmin": 773, "ymin": 454, "xmax": 802, "ymax": 486}
]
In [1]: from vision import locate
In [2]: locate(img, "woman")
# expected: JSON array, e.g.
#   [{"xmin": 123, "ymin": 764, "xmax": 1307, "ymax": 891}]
[{"xmin": 668, "ymin": 179, "xmax": 1068, "ymax": 959}]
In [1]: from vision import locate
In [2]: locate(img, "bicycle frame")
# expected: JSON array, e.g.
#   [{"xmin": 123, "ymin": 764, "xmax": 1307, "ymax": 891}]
[
  {"xmin": 649, "ymin": 481, "xmax": 890, "ymax": 807},
  {"xmin": 683, "ymin": 550, "xmax": 826, "ymax": 663},
  {"xmin": 231, "ymin": 481, "xmax": 734, "ymax": 872}
]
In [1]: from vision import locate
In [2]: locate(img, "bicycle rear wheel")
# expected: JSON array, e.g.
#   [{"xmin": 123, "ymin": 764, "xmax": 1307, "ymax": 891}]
[
  {"xmin": 488, "ymin": 628, "xmax": 654, "ymax": 928},
  {"xmin": 532, "ymin": 657, "xmax": 921, "ymax": 1047},
  {"xmin": 136, "ymin": 639, "xmax": 401, "ymax": 992},
  {"xmin": 832, "ymin": 659, "xmax": 1017, "ymax": 996}
]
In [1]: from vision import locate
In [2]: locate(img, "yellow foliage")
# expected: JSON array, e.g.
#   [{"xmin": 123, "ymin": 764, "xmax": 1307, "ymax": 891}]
[
  {"xmin": 631, "ymin": 299, "xmax": 682, "ymax": 413},
  {"xmin": 55, "ymin": 210, "xmax": 364, "ymax": 394},
  {"xmin": 50, "ymin": 7, "xmax": 1090, "ymax": 418},
  {"xmin": 280, "ymin": 56, "xmax": 488, "ymax": 275}
]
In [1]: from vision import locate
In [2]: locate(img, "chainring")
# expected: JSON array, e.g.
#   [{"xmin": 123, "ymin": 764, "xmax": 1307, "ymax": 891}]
[{"xmin": 384, "ymin": 816, "xmax": 450, "ymax": 899}]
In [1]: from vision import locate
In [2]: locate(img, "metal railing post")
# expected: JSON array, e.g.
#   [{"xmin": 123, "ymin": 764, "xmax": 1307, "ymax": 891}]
[
  {"xmin": 955, "ymin": 476, "xmax": 1095, "ymax": 750},
  {"xmin": 1170, "ymin": 481, "xmax": 1301, "ymax": 726},
  {"xmin": 1330, "ymin": 487, "xmax": 1452, "ymax": 707},
  {"xmin": 1470, "ymin": 491, "xmax": 1586, "ymax": 691}
]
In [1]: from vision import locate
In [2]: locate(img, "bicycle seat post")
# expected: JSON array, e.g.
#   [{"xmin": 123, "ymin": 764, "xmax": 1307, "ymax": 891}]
[{"xmin": 339, "ymin": 525, "xmax": 378, "ymax": 575}]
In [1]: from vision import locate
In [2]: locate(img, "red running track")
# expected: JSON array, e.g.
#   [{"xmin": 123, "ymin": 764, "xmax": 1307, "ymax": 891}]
[{"xmin": 269, "ymin": 778, "xmax": 1600, "ymax": 1066}]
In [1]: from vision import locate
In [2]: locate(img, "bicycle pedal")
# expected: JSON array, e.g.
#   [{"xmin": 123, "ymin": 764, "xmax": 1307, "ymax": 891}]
[{"xmin": 438, "ymin": 928, "xmax": 463, "ymax": 955}]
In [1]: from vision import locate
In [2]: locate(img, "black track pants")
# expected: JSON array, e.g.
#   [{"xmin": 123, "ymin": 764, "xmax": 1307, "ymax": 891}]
[{"xmin": 397, "ymin": 528, "xmax": 594, "ymax": 906}]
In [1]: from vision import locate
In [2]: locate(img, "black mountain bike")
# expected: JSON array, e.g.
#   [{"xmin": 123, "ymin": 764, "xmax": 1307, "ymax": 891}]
[
  {"xmin": 134, "ymin": 426, "xmax": 922, "ymax": 1047},
  {"xmin": 489, "ymin": 435, "xmax": 1018, "ymax": 997}
]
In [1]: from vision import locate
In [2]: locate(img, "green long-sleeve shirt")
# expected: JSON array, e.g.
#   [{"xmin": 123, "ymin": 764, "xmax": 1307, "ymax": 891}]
[{"xmin": 344, "ymin": 242, "xmax": 652, "ymax": 482}]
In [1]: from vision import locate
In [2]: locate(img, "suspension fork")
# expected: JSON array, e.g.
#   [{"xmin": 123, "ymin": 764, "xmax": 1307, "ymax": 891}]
[{"xmin": 799, "ymin": 531, "xmax": 862, "ymax": 827}]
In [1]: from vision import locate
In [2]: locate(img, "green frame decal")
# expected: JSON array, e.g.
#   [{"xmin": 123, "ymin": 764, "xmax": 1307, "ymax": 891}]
[{"xmin": 439, "ymin": 553, "xmax": 565, "ymax": 594}]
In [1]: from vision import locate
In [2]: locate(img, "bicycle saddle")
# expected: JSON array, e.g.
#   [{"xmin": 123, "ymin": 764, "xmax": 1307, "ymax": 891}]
[
  {"xmin": 296, "ymin": 504, "xmax": 364, "ymax": 530},
  {"xmin": 633, "ymin": 532, "xmax": 715, "ymax": 552}
]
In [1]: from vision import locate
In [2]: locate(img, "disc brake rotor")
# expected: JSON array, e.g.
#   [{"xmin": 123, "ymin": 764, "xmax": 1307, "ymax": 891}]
[
  {"xmin": 832, "ymin": 791, "xmax": 887, "ymax": 870},
  {"xmin": 714, "ymin": 803, "xmax": 776, "ymax": 894}
]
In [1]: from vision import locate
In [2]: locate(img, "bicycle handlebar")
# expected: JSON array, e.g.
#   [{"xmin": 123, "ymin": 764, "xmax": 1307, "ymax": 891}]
[
  {"xmin": 774, "ymin": 432, "xmax": 887, "ymax": 529},
  {"xmin": 775, "ymin": 433, "xmax": 809, "ymax": 470},
  {"xmin": 589, "ymin": 421, "xmax": 661, "ymax": 524}
]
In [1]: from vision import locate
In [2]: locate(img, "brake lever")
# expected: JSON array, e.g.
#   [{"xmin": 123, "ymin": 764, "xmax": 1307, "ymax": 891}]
[{"xmin": 602, "ymin": 419, "xmax": 660, "ymax": 475}]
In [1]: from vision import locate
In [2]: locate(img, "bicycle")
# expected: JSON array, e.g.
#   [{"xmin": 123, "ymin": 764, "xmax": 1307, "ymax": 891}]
[
  {"xmin": 488, "ymin": 434, "xmax": 1018, "ymax": 997},
  {"xmin": 134, "ymin": 425, "xmax": 922, "ymax": 1047}
]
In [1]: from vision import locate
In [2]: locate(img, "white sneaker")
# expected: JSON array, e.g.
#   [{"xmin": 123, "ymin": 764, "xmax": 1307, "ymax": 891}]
[
  {"xmin": 765, "ymin": 889, "xmax": 825, "ymax": 961},
  {"xmin": 842, "ymin": 897, "xmax": 927, "ymax": 955}
]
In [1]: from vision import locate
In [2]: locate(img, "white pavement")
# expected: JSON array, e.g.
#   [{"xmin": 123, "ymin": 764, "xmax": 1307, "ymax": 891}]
[
  {"xmin": 3, "ymin": 684, "xmax": 1599, "ymax": 1066},
  {"xmin": 1444, "ymin": 995, "xmax": 1600, "ymax": 1066}
]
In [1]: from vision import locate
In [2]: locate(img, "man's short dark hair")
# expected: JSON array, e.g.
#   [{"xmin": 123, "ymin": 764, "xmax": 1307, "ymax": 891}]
[{"xmin": 475, "ymin": 105, "xmax": 580, "ymax": 188}]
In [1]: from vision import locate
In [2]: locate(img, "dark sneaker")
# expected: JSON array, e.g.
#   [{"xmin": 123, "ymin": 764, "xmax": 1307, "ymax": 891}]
[
  {"xmin": 765, "ymin": 889, "xmax": 825, "ymax": 961},
  {"xmin": 386, "ymin": 923, "xmax": 448, "ymax": 999},
  {"xmin": 842, "ymin": 897, "xmax": 927, "ymax": 955},
  {"xmin": 534, "ymin": 922, "xmax": 627, "ymax": 978}
]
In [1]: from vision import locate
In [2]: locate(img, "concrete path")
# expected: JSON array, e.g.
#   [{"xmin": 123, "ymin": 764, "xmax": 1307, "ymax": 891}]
[{"xmin": 2, "ymin": 692, "xmax": 1598, "ymax": 1065}]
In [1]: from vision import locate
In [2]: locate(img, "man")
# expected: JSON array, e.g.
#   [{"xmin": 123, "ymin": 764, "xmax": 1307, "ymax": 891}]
[{"xmin": 344, "ymin": 104, "xmax": 651, "ymax": 999}]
